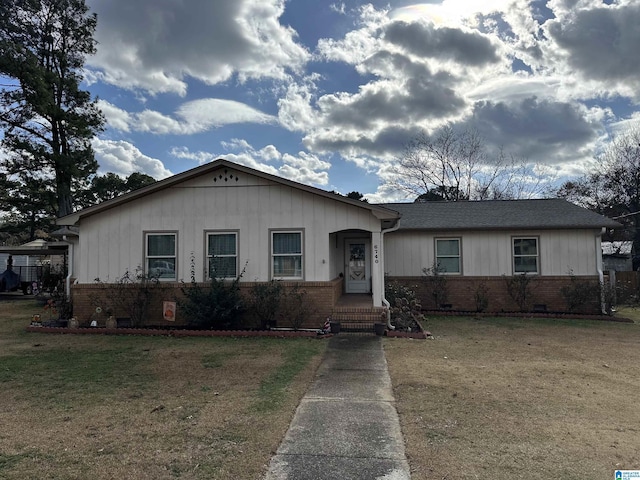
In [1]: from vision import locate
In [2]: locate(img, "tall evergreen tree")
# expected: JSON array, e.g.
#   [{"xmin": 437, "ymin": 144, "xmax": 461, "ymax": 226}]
[
  {"xmin": 0, "ymin": 0, "xmax": 104, "ymax": 218},
  {"xmin": 0, "ymin": 171, "xmax": 55, "ymax": 242}
]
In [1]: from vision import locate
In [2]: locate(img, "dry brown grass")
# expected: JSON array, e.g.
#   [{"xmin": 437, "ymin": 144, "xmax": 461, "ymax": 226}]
[
  {"xmin": 0, "ymin": 298, "xmax": 326, "ymax": 479},
  {"xmin": 615, "ymin": 305, "xmax": 640, "ymax": 323},
  {"xmin": 385, "ymin": 315, "xmax": 640, "ymax": 480}
]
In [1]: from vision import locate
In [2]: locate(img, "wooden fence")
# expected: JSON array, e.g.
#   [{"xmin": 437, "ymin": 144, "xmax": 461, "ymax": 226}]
[{"xmin": 612, "ymin": 271, "xmax": 640, "ymax": 303}]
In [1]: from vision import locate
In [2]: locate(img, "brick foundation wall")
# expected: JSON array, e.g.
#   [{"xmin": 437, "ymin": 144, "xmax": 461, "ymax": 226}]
[
  {"xmin": 387, "ymin": 275, "xmax": 602, "ymax": 314},
  {"xmin": 71, "ymin": 277, "xmax": 344, "ymax": 329}
]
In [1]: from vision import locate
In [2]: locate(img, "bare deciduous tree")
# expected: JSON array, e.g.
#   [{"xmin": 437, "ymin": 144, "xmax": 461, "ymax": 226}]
[
  {"xmin": 556, "ymin": 124, "xmax": 640, "ymax": 267},
  {"xmin": 387, "ymin": 125, "xmax": 553, "ymax": 201}
]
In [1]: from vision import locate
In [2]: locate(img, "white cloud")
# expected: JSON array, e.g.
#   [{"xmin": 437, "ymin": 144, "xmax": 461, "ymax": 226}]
[
  {"xmin": 329, "ymin": 3, "xmax": 346, "ymax": 15},
  {"xmin": 316, "ymin": 4, "xmax": 386, "ymax": 64},
  {"xmin": 277, "ymin": 76, "xmax": 321, "ymax": 132},
  {"xmin": 170, "ymin": 141, "xmax": 331, "ymax": 186},
  {"xmin": 169, "ymin": 147, "xmax": 218, "ymax": 166},
  {"xmin": 96, "ymin": 100, "xmax": 132, "ymax": 132},
  {"xmin": 542, "ymin": 1, "xmax": 640, "ymax": 100},
  {"xmin": 98, "ymin": 99, "xmax": 276, "ymax": 135},
  {"xmin": 282, "ymin": 2, "xmax": 620, "ymax": 174},
  {"xmin": 86, "ymin": 0, "xmax": 309, "ymax": 95},
  {"xmin": 176, "ymin": 99, "xmax": 276, "ymax": 128},
  {"xmin": 92, "ymin": 139, "xmax": 173, "ymax": 179}
]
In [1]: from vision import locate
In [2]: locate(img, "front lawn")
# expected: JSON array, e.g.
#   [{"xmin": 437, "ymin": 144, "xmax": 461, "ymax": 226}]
[
  {"xmin": 385, "ymin": 315, "xmax": 640, "ymax": 480},
  {"xmin": 0, "ymin": 298, "xmax": 326, "ymax": 479}
]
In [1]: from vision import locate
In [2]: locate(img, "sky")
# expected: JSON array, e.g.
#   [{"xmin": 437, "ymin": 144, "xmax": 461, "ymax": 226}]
[{"xmin": 76, "ymin": 0, "xmax": 640, "ymax": 202}]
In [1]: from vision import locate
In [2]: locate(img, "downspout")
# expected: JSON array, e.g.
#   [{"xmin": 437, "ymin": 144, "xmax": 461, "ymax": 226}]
[
  {"xmin": 380, "ymin": 220, "xmax": 401, "ymax": 330},
  {"xmin": 63, "ymin": 235, "xmax": 73, "ymax": 301},
  {"xmin": 596, "ymin": 228, "xmax": 606, "ymax": 314}
]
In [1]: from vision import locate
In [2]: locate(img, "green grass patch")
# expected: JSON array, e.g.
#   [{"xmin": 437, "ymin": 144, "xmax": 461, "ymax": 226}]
[
  {"xmin": 0, "ymin": 453, "xmax": 26, "ymax": 471},
  {"xmin": 0, "ymin": 346, "xmax": 153, "ymax": 406},
  {"xmin": 252, "ymin": 340, "xmax": 324, "ymax": 412},
  {"xmin": 201, "ymin": 351, "xmax": 232, "ymax": 369}
]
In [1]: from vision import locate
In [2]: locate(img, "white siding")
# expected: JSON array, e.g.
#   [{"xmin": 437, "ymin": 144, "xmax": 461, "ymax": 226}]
[
  {"xmin": 385, "ymin": 229, "xmax": 602, "ymax": 277},
  {"xmin": 76, "ymin": 171, "xmax": 382, "ymax": 283}
]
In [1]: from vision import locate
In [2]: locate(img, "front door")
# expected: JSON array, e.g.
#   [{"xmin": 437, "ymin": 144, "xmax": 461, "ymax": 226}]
[{"xmin": 345, "ymin": 240, "xmax": 369, "ymax": 293}]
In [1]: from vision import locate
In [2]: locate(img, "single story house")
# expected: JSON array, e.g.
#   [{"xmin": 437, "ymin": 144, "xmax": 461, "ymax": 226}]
[{"xmin": 57, "ymin": 159, "xmax": 620, "ymax": 327}]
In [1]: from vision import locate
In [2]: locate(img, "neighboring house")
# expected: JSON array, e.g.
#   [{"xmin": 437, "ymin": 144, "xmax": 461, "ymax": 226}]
[
  {"xmin": 0, "ymin": 240, "xmax": 68, "ymax": 294},
  {"xmin": 57, "ymin": 159, "xmax": 621, "ymax": 325},
  {"xmin": 602, "ymin": 241, "xmax": 633, "ymax": 272}
]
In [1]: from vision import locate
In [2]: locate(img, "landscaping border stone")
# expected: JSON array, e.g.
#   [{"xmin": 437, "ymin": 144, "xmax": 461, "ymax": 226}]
[{"xmin": 26, "ymin": 326, "xmax": 335, "ymax": 338}]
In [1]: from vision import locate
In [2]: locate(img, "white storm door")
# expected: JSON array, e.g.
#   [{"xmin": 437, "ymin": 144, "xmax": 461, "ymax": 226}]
[{"xmin": 345, "ymin": 240, "xmax": 369, "ymax": 293}]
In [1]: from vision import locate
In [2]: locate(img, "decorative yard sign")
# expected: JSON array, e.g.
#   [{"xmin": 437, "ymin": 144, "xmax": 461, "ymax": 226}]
[{"xmin": 163, "ymin": 301, "xmax": 176, "ymax": 321}]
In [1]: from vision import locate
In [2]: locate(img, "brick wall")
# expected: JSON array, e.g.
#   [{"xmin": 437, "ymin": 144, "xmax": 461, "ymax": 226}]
[
  {"xmin": 387, "ymin": 275, "xmax": 602, "ymax": 314},
  {"xmin": 71, "ymin": 277, "xmax": 344, "ymax": 329}
]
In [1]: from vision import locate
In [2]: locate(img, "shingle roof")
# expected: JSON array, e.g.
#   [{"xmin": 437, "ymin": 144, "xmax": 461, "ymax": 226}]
[{"xmin": 380, "ymin": 198, "xmax": 621, "ymax": 231}]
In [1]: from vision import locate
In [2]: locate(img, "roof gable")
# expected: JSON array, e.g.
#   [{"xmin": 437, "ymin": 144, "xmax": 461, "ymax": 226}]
[{"xmin": 57, "ymin": 159, "xmax": 400, "ymax": 225}]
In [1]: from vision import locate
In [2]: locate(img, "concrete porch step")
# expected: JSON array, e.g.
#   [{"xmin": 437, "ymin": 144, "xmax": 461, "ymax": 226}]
[
  {"xmin": 338, "ymin": 322, "xmax": 379, "ymax": 333},
  {"xmin": 331, "ymin": 306, "xmax": 385, "ymax": 325}
]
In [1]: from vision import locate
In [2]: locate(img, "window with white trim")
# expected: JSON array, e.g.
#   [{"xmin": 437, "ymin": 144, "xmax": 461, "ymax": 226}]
[
  {"xmin": 271, "ymin": 230, "xmax": 303, "ymax": 279},
  {"xmin": 207, "ymin": 232, "xmax": 238, "ymax": 278},
  {"xmin": 435, "ymin": 238, "xmax": 461, "ymax": 274},
  {"xmin": 146, "ymin": 232, "xmax": 176, "ymax": 280},
  {"xmin": 513, "ymin": 237, "xmax": 539, "ymax": 274}
]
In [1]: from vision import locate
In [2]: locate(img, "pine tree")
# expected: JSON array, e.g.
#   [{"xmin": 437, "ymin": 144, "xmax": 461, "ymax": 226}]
[{"xmin": 0, "ymin": 0, "xmax": 104, "ymax": 219}]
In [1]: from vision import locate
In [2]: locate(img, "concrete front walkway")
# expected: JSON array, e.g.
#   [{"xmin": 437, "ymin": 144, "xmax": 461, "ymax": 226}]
[{"xmin": 265, "ymin": 336, "xmax": 411, "ymax": 480}]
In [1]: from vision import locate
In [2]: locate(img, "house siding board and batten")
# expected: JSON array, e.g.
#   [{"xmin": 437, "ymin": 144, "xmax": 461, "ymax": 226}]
[
  {"xmin": 381, "ymin": 199, "xmax": 618, "ymax": 277},
  {"xmin": 384, "ymin": 229, "xmax": 601, "ymax": 277},
  {"xmin": 66, "ymin": 161, "xmax": 391, "ymax": 284}
]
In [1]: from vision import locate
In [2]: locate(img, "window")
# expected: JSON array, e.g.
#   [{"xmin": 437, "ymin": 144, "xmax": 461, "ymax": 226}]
[
  {"xmin": 146, "ymin": 233, "xmax": 176, "ymax": 280},
  {"xmin": 435, "ymin": 238, "xmax": 461, "ymax": 274},
  {"xmin": 513, "ymin": 237, "xmax": 538, "ymax": 274},
  {"xmin": 272, "ymin": 230, "xmax": 303, "ymax": 279},
  {"xmin": 207, "ymin": 232, "xmax": 238, "ymax": 278}
]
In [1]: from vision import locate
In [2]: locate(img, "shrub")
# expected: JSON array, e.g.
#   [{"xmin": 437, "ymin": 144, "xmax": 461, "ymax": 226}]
[
  {"xmin": 504, "ymin": 273, "xmax": 535, "ymax": 312},
  {"xmin": 278, "ymin": 284, "xmax": 309, "ymax": 331},
  {"xmin": 474, "ymin": 282, "xmax": 489, "ymax": 312},
  {"xmin": 601, "ymin": 280, "xmax": 615, "ymax": 315},
  {"xmin": 385, "ymin": 280, "xmax": 424, "ymax": 331},
  {"xmin": 43, "ymin": 288, "xmax": 73, "ymax": 321},
  {"xmin": 422, "ymin": 263, "xmax": 449, "ymax": 308},
  {"xmin": 179, "ymin": 257, "xmax": 247, "ymax": 330},
  {"xmin": 560, "ymin": 271, "xmax": 601, "ymax": 313},
  {"xmin": 41, "ymin": 263, "xmax": 67, "ymax": 294},
  {"xmin": 248, "ymin": 280, "xmax": 283, "ymax": 329},
  {"xmin": 93, "ymin": 267, "xmax": 168, "ymax": 327}
]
